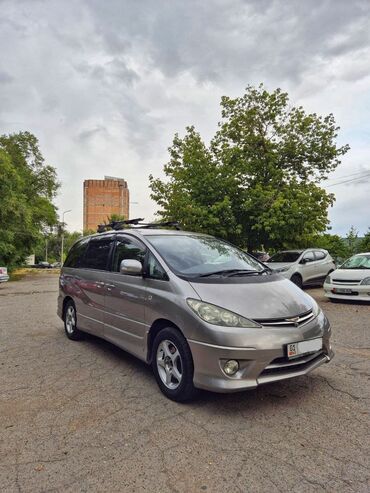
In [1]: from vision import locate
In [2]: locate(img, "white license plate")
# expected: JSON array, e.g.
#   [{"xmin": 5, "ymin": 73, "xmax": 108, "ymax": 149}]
[
  {"xmin": 287, "ymin": 338, "xmax": 323, "ymax": 359},
  {"xmin": 333, "ymin": 288, "xmax": 352, "ymax": 294}
]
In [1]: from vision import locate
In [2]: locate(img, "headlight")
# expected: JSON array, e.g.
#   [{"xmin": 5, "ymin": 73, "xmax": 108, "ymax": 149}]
[
  {"xmin": 278, "ymin": 266, "xmax": 290, "ymax": 273},
  {"xmin": 311, "ymin": 299, "xmax": 322, "ymax": 317},
  {"xmin": 186, "ymin": 299, "xmax": 261, "ymax": 328},
  {"xmin": 325, "ymin": 275, "xmax": 331, "ymax": 284},
  {"xmin": 360, "ymin": 277, "xmax": 370, "ymax": 285}
]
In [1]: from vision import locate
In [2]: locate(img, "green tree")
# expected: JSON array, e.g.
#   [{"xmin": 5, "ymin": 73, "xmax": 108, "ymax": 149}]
[
  {"xmin": 312, "ymin": 233, "xmax": 349, "ymax": 260},
  {"xmin": 0, "ymin": 132, "xmax": 59, "ymax": 268},
  {"xmin": 345, "ymin": 226, "xmax": 359, "ymax": 256},
  {"xmin": 150, "ymin": 85, "xmax": 349, "ymax": 250},
  {"xmin": 359, "ymin": 228, "xmax": 370, "ymax": 252}
]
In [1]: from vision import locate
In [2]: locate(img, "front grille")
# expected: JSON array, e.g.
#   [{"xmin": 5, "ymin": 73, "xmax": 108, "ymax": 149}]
[
  {"xmin": 255, "ymin": 309, "xmax": 314, "ymax": 328},
  {"xmin": 259, "ymin": 350, "xmax": 324, "ymax": 377},
  {"xmin": 332, "ymin": 279, "xmax": 361, "ymax": 285}
]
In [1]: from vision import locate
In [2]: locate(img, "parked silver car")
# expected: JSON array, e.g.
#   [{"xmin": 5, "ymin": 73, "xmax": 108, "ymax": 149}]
[
  {"xmin": 0, "ymin": 267, "xmax": 9, "ymax": 284},
  {"xmin": 58, "ymin": 227, "xmax": 333, "ymax": 401},
  {"xmin": 267, "ymin": 249, "xmax": 336, "ymax": 288}
]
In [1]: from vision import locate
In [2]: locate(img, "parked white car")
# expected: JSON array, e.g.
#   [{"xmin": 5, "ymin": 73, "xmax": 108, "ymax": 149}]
[
  {"xmin": 267, "ymin": 249, "xmax": 336, "ymax": 288},
  {"xmin": 0, "ymin": 267, "xmax": 9, "ymax": 284},
  {"xmin": 324, "ymin": 253, "xmax": 370, "ymax": 302}
]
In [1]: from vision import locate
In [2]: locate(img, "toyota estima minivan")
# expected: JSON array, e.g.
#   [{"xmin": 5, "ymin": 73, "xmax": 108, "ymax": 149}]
[{"xmin": 58, "ymin": 220, "xmax": 334, "ymax": 401}]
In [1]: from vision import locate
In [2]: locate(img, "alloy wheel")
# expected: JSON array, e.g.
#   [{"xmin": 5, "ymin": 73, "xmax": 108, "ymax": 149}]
[{"xmin": 156, "ymin": 340, "xmax": 183, "ymax": 389}]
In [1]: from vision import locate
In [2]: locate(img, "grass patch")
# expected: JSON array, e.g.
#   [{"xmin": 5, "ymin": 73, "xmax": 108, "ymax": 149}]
[{"xmin": 9, "ymin": 268, "xmax": 60, "ymax": 281}]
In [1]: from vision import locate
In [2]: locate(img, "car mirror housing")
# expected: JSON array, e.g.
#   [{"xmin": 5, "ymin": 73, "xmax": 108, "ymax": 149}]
[{"xmin": 120, "ymin": 259, "xmax": 142, "ymax": 275}]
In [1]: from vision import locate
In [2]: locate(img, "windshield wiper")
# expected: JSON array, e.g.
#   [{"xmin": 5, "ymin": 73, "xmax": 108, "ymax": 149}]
[
  {"xmin": 227, "ymin": 269, "xmax": 260, "ymax": 277},
  {"xmin": 199, "ymin": 269, "xmax": 244, "ymax": 277}
]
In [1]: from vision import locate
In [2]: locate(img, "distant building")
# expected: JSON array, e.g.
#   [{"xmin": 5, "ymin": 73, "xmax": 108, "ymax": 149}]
[{"xmin": 83, "ymin": 176, "xmax": 129, "ymax": 231}]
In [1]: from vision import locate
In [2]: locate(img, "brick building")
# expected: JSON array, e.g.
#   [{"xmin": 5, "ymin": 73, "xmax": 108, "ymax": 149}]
[{"xmin": 83, "ymin": 176, "xmax": 129, "ymax": 231}]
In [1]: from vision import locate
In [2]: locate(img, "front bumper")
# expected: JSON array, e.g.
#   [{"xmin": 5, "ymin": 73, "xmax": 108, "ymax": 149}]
[
  {"xmin": 0, "ymin": 275, "xmax": 9, "ymax": 283},
  {"xmin": 324, "ymin": 282, "xmax": 370, "ymax": 302},
  {"xmin": 188, "ymin": 317, "xmax": 333, "ymax": 393}
]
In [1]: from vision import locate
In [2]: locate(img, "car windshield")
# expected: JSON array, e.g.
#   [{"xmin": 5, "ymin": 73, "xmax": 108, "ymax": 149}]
[
  {"xmin": 268, "ymin": 251, "xmax": 301, "ymax": 263},
  {"xmin": 146, "ymin": 235, "xmax": 265, "ymax": 278},
  {"xmin": 340, "ymin": 254, "xmax": 370, "ymax": 270}
]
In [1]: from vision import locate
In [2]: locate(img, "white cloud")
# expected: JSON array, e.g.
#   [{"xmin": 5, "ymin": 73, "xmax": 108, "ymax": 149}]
[{"xmin": 0, "ymin": 0, "xmax": 369, "ymax": 235}]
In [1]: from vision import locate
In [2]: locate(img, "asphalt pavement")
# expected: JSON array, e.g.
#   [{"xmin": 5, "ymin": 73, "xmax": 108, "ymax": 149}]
[{"xmin": 0, "ymin": 272, "xmax": 369, "ymax": 492}]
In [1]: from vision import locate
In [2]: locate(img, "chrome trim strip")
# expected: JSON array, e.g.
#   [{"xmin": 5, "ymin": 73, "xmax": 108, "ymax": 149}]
[
  {"xmin": 78, "ymin": 313, "xmax": 104, "ymax": 325},
  {"xmin": 188, "ymin": 339, "xmax": 256, "ymax": 351},
  {"xmin": 104, "ymin": 322, "xmax": 143, "ymax": 340}
]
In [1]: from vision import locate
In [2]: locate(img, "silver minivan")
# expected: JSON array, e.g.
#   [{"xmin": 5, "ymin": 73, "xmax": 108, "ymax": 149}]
[{"xmin": 58, "ymin": 225, "xmax": 334, "ymax": 401}]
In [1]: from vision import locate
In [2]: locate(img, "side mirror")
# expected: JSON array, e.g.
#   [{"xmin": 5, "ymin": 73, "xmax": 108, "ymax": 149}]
[
  {"xmin": 120, "ymin": 259, "xmax": 142, "ymax": 275},
  {"xmin": 300, "ymin": 258, "xmax": 307, "ymax": 264}
]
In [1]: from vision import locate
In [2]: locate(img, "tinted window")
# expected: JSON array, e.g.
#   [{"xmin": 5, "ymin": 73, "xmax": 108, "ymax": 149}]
[
  {"xmin": 147, "ymin": 252, "xmax": 168, "ymax": 280},
  {"xmin": 64, "ymin": 238, "xmax": 89, "ymax": 268},
  {"xmin": 113, "ymin": 236, "xmax": 146, "ymax": 272},
  {"xmin": 303, "ymin": 251, "xmax": 315, "ymax": 262},
  {"xmin": 83, "ymin": 237, "xmax": 114, "ymax": 270},
  {"xmin": 314, "ymin": 250, "xmax": 326, "ymax": 260}
]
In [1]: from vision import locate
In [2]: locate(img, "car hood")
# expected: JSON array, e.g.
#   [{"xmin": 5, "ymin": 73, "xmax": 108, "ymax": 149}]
[
  {"xmin": 267, "ymin": 262, "xmax": 294, "ymax": 270},
  {"xmin": 331, "ymin": 269, "xmax": 370, "ymax": 281},
  {"xmin": 189, "ymin": 277, "xmax": 314, "ymax": 319}
]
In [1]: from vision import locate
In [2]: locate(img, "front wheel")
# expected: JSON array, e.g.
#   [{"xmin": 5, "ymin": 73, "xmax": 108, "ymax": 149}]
[
  {"xmin": 291, "ymin": 273, "xmax": 303, "ymax": 289},
  {"xmin": 152, "ymin": 327, "xmax": 197, "ymax": 402}
]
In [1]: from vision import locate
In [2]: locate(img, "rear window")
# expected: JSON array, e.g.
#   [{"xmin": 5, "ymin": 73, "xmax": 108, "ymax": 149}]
[
  {"xmin": 83, "ymin": 237, "xmax": 114, "ymax": 270},
  {"xmin": 64, "ymin": 238, "xmax": 89, "ymax": 268},
  {"xmin": 314, "ymin": 251, "xmax": 326, "ymax": 260}
]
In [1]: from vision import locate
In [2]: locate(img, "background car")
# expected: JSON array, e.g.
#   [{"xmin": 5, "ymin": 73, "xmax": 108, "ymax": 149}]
[
  {"xmin": 33, "ymin": 261, "xmax": 53, "ymax": 269},
  {"xmin": 267, "ymin": 248, "xmax": 335, "ymax": 288},
  {"xmin": 0, "ymin": 267, "xmax": 9, "ymax": 284},
  {"xmin": 250, "ymin": 251, "xmax": 270, "ymax": 262},
  {"xmin": 324, "ymin": 252, "xmax": 370, "ymax": 302}
]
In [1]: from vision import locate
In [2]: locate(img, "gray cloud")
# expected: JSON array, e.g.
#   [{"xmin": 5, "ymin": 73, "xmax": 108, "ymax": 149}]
[{"xmin": 0, "ymin": 0, "xmax": 369, "ymax": 234}]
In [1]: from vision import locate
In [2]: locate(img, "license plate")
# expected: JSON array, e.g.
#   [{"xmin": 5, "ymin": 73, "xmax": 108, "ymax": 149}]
[
  {"xmin": 333, "ymin": 288, "xmax": 352, "ymax": 294},
  {"xmin": 287, "ymin": 338, "xmax": 323, "ymax": 359}
]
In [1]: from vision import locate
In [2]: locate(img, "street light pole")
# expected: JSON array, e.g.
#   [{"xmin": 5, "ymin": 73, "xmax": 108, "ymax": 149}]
[{"xmin": 61, "ymin": 209, "xmax": 72, "ymax": 265}]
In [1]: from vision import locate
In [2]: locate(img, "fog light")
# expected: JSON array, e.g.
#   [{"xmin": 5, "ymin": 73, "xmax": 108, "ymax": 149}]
[{"xmin": 223, "ymin": 360, "xmax": 239, "ymax": 376}]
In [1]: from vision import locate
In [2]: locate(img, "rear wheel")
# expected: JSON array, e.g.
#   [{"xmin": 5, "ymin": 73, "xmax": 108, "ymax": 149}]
[
  {"xmin": 64, "ymin": 300, "xmax": 83, "ymax": 340},
  {"xmin": 152, "ymin": 327, "xmax": 197, "ymax": 402},
  {"xmin": 291, "ymin": 273, "xmax": 303, "ymax": 289}
]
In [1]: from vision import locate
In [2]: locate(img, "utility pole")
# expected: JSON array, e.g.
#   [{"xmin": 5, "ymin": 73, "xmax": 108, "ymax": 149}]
[{"xmin": 61, "ymin": 209, "xmax": 72, "ymax": 265}]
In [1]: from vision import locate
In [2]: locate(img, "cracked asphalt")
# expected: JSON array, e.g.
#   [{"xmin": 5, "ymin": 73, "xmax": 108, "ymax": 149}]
[{"xmin": 0, "ymin": 273, "xmax": 369, "ymax": 492}]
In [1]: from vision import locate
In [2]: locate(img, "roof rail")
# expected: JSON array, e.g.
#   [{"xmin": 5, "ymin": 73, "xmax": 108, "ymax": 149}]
[{"xmin": 96, "ymin": 218, "xmax": 181, "ymax": 233}]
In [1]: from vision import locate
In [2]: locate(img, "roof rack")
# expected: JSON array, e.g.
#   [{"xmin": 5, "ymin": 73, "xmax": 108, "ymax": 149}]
[{"xmin": 96, "ymin": 218, "xmax": 181, "ymax": 233}]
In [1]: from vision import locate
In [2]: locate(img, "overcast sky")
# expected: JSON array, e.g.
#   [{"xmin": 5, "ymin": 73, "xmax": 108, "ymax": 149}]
[{"xmin": 1, "ymin": 0, "xmax": 369, "ymax": 236}]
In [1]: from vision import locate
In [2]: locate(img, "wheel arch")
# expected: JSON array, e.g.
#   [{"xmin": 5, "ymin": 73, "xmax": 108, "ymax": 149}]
[
  {"xmin": 146, "ymin": 318, "xmax": 185, "ymax": 363},
  {"xmin": 62, "ymin": 296, "xmax": 74, "ymax": 320}
]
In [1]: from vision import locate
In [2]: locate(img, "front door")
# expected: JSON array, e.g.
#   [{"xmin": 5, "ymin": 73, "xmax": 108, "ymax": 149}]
[{"xmin": 103, "ymin": 234, "xmax": 149, "ymax": 360}]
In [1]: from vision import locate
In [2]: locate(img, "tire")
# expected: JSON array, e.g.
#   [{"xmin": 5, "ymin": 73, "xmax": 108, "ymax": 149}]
[
  {"xmin": 151, "ymin": 327, "xmax": 197, "ymax": 402},
  {"xmin": 291, "ymin": 273, "xmax": 303, "ymax": 289},
  {"xmin": 63, "ymin": 300, "xmax": 84, "ymax": 340}
]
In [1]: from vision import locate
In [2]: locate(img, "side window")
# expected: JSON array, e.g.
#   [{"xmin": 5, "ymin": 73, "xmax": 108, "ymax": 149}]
[
  {"xmin": 83, "ymin": 237, "xmax": 114, "ymax": 270},
  {"xmin": 303, "ymin": 251, "xmax": 315, "ymax": 262},
  {"xmin": 147, "ymin": 252, "xmax": 168, "ymax": 281},
  {"xmin": 64, "ymin": 238, "xmax": 89, "ymax": 268},
  {"xmin": 315, "ymin": 251, "xmax": 326, "ymax": 261},
  {"xmin": 113, "ymin": 236, "xmax": 146, "ymax": 272}
]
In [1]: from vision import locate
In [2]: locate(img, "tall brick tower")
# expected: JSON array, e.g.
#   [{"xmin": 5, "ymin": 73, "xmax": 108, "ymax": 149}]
[{"xmin": 83, "ymin": 176, "xmax": 129, "ymax": 231}]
